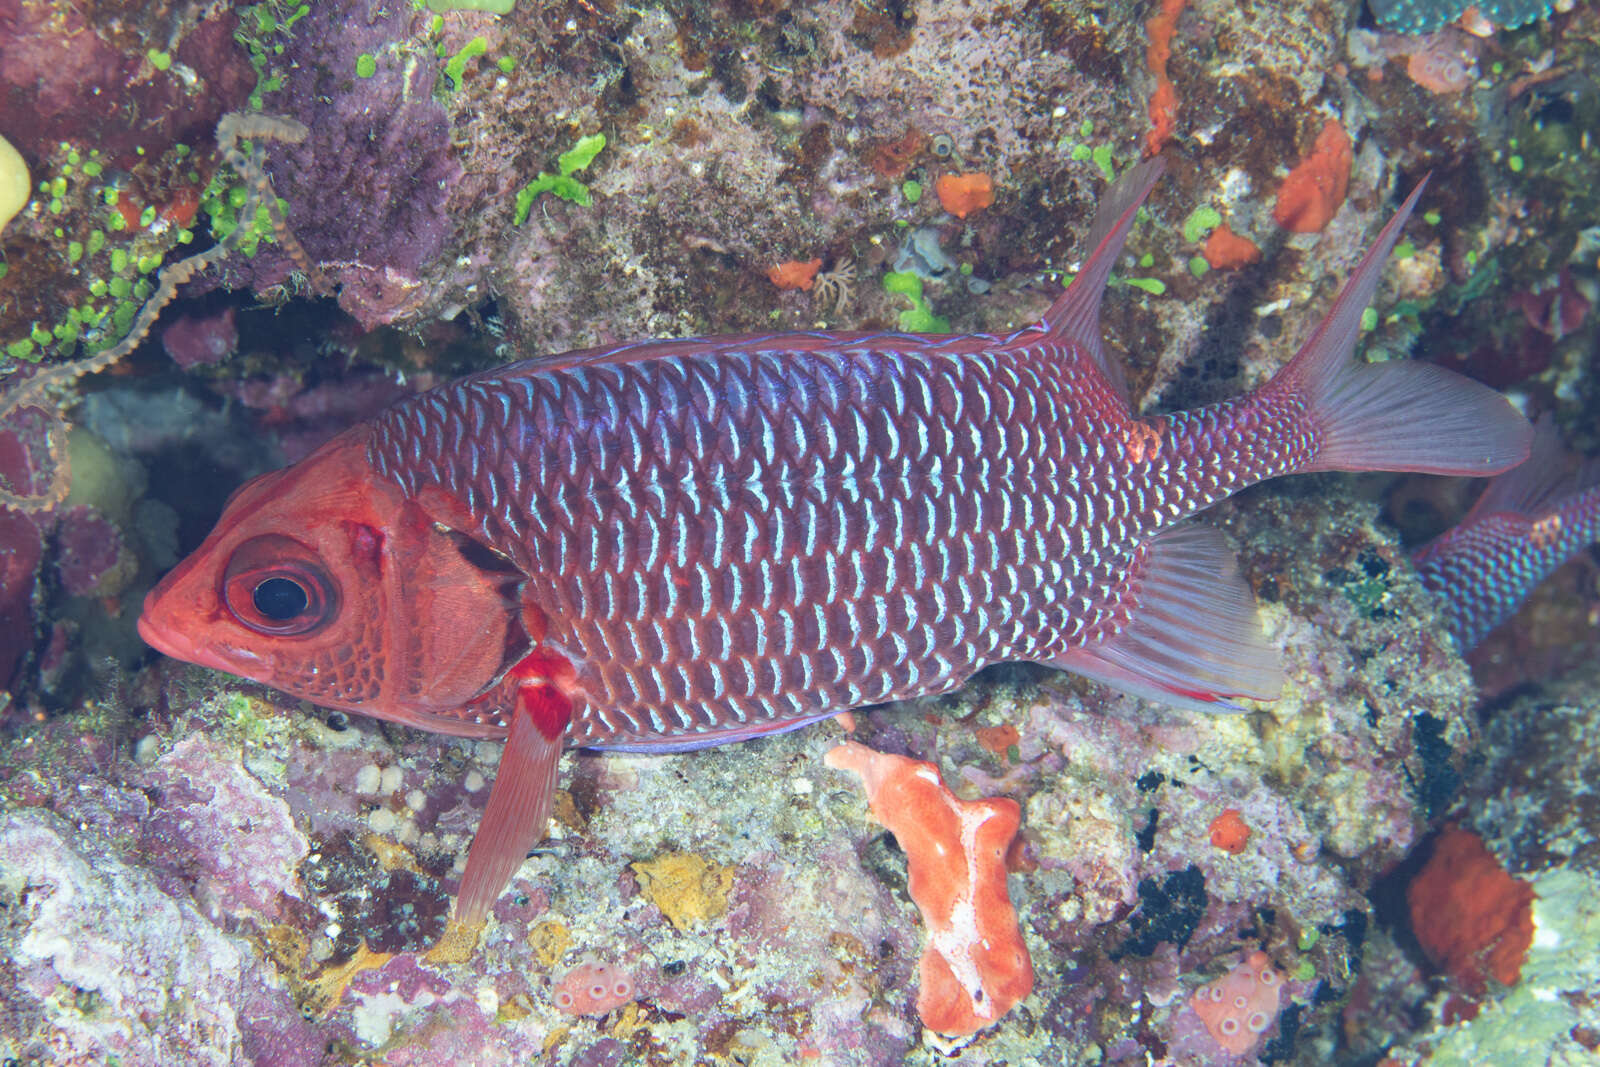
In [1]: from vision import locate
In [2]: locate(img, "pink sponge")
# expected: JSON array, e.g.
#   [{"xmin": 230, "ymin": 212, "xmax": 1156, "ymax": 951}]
[{"xmin": 1189, "ymin": 950, "xmax": 1284, "ymax": 1055}]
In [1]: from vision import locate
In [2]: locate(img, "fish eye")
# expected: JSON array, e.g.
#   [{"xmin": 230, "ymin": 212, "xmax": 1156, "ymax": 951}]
[
  {"xmin": 253, "ymin": 576, "xmax": 309, "ymax": 620},
  {"xmin": 222, "ymin": 534, "xmax": 340, "ymax": 636}
]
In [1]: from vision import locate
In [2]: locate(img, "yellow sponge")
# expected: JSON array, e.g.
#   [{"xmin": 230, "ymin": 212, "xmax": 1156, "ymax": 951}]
[{"xmin": 0, "ymin": 134, "xmax": 29, "ymax": 235}]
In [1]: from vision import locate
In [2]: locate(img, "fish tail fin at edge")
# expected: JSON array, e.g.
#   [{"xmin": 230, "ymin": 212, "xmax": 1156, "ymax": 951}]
[
  {"xmin": 453, "ymin": 686, "xmax": 569, "ymax": 926},
  {"xmin": 1051, "ymin": 525, "xmax": 1283, "ymax": 712},
  {"xmin": 1259, "ymin": 176, "xmax": 1532, "ymax": 477},
  {"xmin": 1453, "ymin": 413, "xmax": 1599, "ymax": 528},
  {"xmin": 1040, "ymin": 156, "xmax": 1168, "ymax": 404}
]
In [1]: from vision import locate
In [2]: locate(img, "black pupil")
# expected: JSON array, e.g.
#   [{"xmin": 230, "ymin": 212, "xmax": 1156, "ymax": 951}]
[{"xmin": 253, "ymin": 577, "xmax": 309, "ymax": 620}]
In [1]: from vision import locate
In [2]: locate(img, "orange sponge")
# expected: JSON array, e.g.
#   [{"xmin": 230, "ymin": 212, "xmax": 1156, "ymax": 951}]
[
  {"xmin": 1272, "ymin": 120, "xmax": 1353, "ymax": 233},
  {"xmin": 1406, "ymin": 828, "xmax": 1534, "ymax": 995},
  {"xmin": 826, "ymin": 741, "xmax": 1034, "ymax": 1035},
  {"xmin": 1203, "ymin": 224, "xmax": 1262, "ymax": 269},
  {"xmin": 935, "ymin": 173, "xmax": 995, "ymax": 219},
  {"xmin": 768, "ymin": 258, "xmax": 822, "ymax": 291}
]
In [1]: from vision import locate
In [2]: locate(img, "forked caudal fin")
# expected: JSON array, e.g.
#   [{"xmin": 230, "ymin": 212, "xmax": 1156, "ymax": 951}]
[
  {"xmin": 1259, "ymin": 177, "xmax": 1532, "ymax": 477},
  {"xmin": 1451, "ymin": 413, "xmax": 1600, "ymax": 529}
]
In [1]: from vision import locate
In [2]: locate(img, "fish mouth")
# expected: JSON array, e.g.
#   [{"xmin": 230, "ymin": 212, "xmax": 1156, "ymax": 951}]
[
  {"xmin": 135, "ymin": 600, "xmax": 184, "ymax": 659},
  {"xmin": 137, "ymin": 595, "xmax": 266, "ymax": 676}
]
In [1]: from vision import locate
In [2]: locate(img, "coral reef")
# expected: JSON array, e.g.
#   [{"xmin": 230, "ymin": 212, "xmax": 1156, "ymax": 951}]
[
  {"xmin": 1376, "ymin": 659, "xmax": 1600, "ymax": 1064},
  {"xmin": 0, "ymin": 473, "xmax": 1554, "ymax": 1064},
  {"xmin": 0, "ymin": 0, "xmax": 1596, "ymax": 1062},
  {"xmin": 0, "ymin": 808, "xmax": 315, "ymax": 1066}
]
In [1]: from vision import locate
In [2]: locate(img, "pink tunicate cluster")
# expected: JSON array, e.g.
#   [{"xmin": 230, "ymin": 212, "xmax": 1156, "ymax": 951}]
[
  {"xmin": 552, "ymin": 958, "xmax": 635, "ymax": 1016},
  {"xmin": 1352, "ymin": 27, "xmax": 1480, "ymax": 95},
  {"xmin": 1403, "ymin": 29, "xmax": 1479, "ymax": 95},
  {"xmin": 1188, "ymin": 950, "xmax": 1284, "ymax": 1056}
]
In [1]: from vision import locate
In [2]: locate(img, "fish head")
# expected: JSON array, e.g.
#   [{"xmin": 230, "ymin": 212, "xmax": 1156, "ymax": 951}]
[{"xmin": 139, "ymin": 426, "xmax": 536, "ymax": 734}]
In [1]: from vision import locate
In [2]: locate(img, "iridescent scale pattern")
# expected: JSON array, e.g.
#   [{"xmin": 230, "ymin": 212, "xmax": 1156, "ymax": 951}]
[
  {"xmin": 1414, "ymin": 492, "xmax": 1600, "ymax": 650},
  {"xmin": 369, "ymin": 335, "xmax": 1311, "ymax": 746}
]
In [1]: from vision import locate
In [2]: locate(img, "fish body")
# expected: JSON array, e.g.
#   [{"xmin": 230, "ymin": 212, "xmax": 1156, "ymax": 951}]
[
  {"xmin": 365, "ymin": 331, "xmax": 1276, "ymax": 745},
  {"xmin": 1414, "ymin": 416, "xmax": 1600, "ymax": 650},
  {"xmin": 138, "ymin": 160, "xmax": 1532, "ymax": 922}
]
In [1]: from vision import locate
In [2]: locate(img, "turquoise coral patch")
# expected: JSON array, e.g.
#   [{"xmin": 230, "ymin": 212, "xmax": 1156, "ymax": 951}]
[{"xmin": 1368, "ymin": 0, "xmax": 1557, "ymax": 33}]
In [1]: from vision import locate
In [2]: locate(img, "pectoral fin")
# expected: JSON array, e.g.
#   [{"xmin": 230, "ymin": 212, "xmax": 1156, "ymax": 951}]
[{"xmin": 453, "ymin": 683, "xmax": 572, "ymax": 925}]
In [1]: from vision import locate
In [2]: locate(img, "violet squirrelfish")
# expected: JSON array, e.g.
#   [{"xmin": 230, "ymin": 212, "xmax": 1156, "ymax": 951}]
[
  {"xmin": 1414, "ymin": 415, "xmax": 1599, "ymax": 651},
  {"xmin": 137, "ymin": 160, "xmax": 1531, "ymax": 923}
]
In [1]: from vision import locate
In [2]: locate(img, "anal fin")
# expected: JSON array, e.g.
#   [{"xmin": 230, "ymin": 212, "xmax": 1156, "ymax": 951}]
[
  {"xmin": 1051, "ymin": 525, "xmax": 1283, "ymax": 712},
  {"xmin": 453, "ymin": 683, "xmax": 571, "ymax": 925}
]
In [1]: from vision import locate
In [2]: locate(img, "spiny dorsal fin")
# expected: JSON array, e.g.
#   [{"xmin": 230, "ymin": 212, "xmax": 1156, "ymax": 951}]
[{"xmin": 1040, "ymin": 156, "xmax": 1167, "ymax": 404}]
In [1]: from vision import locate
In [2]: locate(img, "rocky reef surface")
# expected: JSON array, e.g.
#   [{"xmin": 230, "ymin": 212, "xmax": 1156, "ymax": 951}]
[
  {"xmin": 0, "ymin": 479, "xmax": 1484, "ymax": 1064},
  {"xmin": 2, "ymin": 0, "xmax": 1598, "ymax": 1064}
]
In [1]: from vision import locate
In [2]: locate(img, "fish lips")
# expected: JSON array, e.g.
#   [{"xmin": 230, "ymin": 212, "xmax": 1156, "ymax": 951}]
[{"xmin": 137, "ymin": 584, "xmax": 268, "ymax": 677}]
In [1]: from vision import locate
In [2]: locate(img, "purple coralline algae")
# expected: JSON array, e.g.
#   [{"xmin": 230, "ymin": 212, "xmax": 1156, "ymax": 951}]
[
  {"xmin": 0, "ymin": 407, "xmax": 48, "ymax": 688},
  {"xmin": 139, "ymin": 734, "xmax": 310, "ymax": 921},
  {"xmin": 0, "ymin": 808, "xmax": 319, "ymax": 1067},
  {"xmin": 161, "ymin": 307, "xmax": 240, "ymax": 369},
  {"xmin": 240, "ymin": 1, "xmax": 464, "ymax": 330},
  {"xmin": 0, "ymin": 3, "xmax": 253, "ymax": 165}
]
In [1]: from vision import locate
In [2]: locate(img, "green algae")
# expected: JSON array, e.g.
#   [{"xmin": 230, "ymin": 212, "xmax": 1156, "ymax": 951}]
[
  {"xmin": 883, "ymin": 270, "xmax": 950, "ymax": 333},
  {"xmin": 512, "ymin": 134, "xmax": 608, "ymax": 222},
  {"xmin": 1182, "ymin": 206, "xmax": 1222, "ymax": 244}
]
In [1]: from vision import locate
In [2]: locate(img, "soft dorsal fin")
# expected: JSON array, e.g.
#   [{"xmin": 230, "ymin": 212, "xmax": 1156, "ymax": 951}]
[{"xmin": 1040, "ymin": 156, "xmax": 1167, "ymax": 403}]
